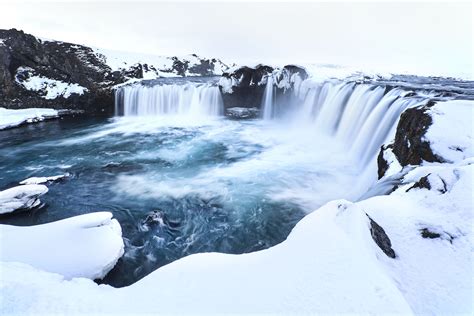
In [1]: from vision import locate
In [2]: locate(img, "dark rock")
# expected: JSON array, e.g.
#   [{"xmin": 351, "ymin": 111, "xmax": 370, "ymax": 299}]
[
  {"xmin": 220, "ymin": 65, "xmax": 274, "ymax": 110},
  {"xmin": 225, "ymin": 107, "xmax": 260, "ymax": 119},
  {"xmin": 377, "ymin": 144, "xmax": 393, "ymax": 179},
  {"xmin": 406, "ymin": 174, "xmax": 431, "ymax": 192},
  {"xmin": 392, "ymin": 103, "xmax": 444, "ymax": 166},
  {"xmin": 0, "ymin": 29, "xmax": 228, "ymax": 115},
  {"xmin": 420, "ymin": 228, "xmax": 441, "ymax": 239},
  {"xmin": 367, "ymin": 214, "xmax": 396, "ymax": 258},
  {"xmin": 0, "ymin": 28, "xmax": 117, "ymax": 114}
]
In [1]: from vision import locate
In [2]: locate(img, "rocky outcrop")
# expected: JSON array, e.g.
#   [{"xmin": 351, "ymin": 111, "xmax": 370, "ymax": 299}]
[
  {"xmin": 219, "ymin": 64, "xmax": 308, "ymax": 112},
  {"xmin": 0, "ymin": 29, "xmax": 228, "ymax": 115},
  {"xmin": 0, "ymin": 29, "xmax": 116, "ymax": 114},
  {"xmin": 377, "ymin": 101, "xmax": 444, "ymax": 179},
  {"xmin": 219, "ymin": 65, "xmax": 274, "ymax": 110},
  {"xmin": 391, "ymin": 102, "xmax": 444, "ymax": 166}
]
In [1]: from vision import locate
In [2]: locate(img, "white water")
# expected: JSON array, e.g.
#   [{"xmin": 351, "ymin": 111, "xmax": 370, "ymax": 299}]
[
  {"xmin": 261, "ymin": 76, "xmax": 275, "ymax": 120},
  {"xmin": 115, "ymin": 83, "xmax": 224, "ymax": 117},
  {"xmin": 262, "ymin": 78, "xmax": 430, "ymax": 167}
]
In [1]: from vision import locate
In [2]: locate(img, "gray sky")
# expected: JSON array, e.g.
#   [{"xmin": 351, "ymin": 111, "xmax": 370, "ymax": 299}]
[{"xmin": 1, "ymin": 1, "xmax": 472, "ymax": 78}]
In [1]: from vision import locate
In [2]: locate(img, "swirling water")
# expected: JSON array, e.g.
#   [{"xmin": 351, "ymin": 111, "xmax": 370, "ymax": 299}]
[{"xmin": 0, "ymin": 114, "xmax": 362, "ymax": 287}]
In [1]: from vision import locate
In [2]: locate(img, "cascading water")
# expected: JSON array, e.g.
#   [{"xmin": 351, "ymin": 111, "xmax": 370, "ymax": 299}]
[
  {"xmin": 115, "ymin": 82, "xmax": 224, "ymax": 117},
  {"xmin": 261, "ymin": 75, "xmax": 276, "ymax": 119},
  {"xmin": 260, "ymin": 77, "xmax": 431, "ymax": 167}
]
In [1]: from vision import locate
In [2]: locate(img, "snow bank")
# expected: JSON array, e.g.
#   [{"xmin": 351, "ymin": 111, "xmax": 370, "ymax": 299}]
[
  {"xmin": 15, "ymin": 66, "xmax": 88, "ymax": 99},
  {"xmin": 0, "ymin": 212, "xmax": 124, "ymax": 280},
  {"xmin": 360, "ymin": 160, "xmax": 473, "ymax": 314},
  {"xmin": 19, "ymin": 174, "xmax": 69, "ymax": 185},
  {"xmin": 0, "ymin": 200, "xmax": 413, "ymax": 314},
  {"xmin": 425, "ymin": 100, "xmax": 474, "ymax": 163},
  {"xmin": 0, "ymin": 107, "xmax": 59, "ymax": 130},
  {"xmin": 0, "ymin": 185, "xmax": 48, "ymax": 215}
]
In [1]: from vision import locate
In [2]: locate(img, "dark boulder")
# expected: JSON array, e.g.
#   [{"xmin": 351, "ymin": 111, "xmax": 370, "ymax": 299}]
[
  {"xmin": 377, "ymin": 144, "xmax": 392, "ymax": 179},
  {"xmin": 225, "ymin": 107, "xmax": 260, "ymax": 120},
  {"xmin": 392, "ymin": 103, "xmax": 444, "ymax": 166},
  {"xmin": 367, "ymin": 214, "xmax": 396, "ymax": 258}
]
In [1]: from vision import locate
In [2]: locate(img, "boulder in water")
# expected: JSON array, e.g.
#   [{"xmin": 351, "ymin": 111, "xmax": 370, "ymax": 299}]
[{"xmin": 225, "ymin": 107, "xmax": 260, "ymax": 119}]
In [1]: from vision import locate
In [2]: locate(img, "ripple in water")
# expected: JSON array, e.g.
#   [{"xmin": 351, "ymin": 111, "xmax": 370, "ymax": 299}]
[{"xmin": 0, "ymin": 116, "xmax": 362, "ymax": 287}]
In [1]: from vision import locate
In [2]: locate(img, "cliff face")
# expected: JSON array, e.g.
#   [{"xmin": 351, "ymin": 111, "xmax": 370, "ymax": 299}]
[
  {"xmin": 0, "ymin": 29, "xmax": 228, "ymax": 115},
  {"xmin": 0, "ymin": 29, "xmax": 115, "ymax": 114},
  {"xmin": 218, "ymin": 65, "xmax": 308, "ymax": 111}
]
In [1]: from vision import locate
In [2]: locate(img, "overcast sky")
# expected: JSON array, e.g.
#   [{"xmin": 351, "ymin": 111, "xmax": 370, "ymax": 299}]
[{"xmin": 1, "ymin": 1, "xmax": 472, "ymax": 78}]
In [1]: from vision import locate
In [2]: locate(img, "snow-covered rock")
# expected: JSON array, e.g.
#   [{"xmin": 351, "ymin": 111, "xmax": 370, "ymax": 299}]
[
  {"xmin": 15, "ymin": 66, "xmax": 88, "ymax": 99},
  {"xmin": 0, "ymin": 185, "xmax": 48, "ymax": 215},
  {"xmin": 19, "ymin": 174, "xmax": 69, "ymax": 185},
  {"xmin": 378, "ymin": 99, "xmax": 474, "ymax": 178},
  {"xmin": 0, "ymin": 212, "xmax": 124, "ymax": 280},
  {"xmin": 0, "ymin": 107, "xmax": 59, "ymax": 130}
]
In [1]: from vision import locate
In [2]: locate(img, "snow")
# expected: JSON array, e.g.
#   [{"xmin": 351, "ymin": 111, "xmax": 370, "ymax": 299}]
[
  {"xmin": 15, "ymin": 67, "xmax": 88, "ymax": 99},
  {"xmin": 0, "ymin": 185, "xmax": 48, "ymax": 215},
  {"xmin": 0, "ymin": 107, "xmax": 59, "ymax": 130},
  {"xmin": 425, "ymin": 100, "xmax": 474, "ymax": 163},
  {"xmin": 0, "ymin": 212, "xmax": 124, "ymax": 280},
  {"xmin": 19, "ymin": 174, "xmax": 69, "ymax": 185},
  {"xmin": 95, "ymin": 48, "xmax": 228, "ymax": 79},
  {"xmin": 359, "ymin": 160, "xmax": 473, "ymax": 314}
]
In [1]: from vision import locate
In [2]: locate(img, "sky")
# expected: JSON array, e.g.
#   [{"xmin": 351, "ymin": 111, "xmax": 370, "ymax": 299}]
[{"xmin": 1, "ymin": 0, "xmax": 472, "ymax": 78}]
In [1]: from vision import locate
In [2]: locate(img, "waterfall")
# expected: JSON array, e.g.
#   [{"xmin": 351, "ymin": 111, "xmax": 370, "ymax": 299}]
[
  {"xmin": 261, "ymin": 76, "xmax": 431, "ymax": 168},
  {"xmin": 115, "ymin": 82, "xmax": 224, "ymax": 117},
  {"xmin": 262, "ymin": 76, "xmax": 276, "ymax": 119}
]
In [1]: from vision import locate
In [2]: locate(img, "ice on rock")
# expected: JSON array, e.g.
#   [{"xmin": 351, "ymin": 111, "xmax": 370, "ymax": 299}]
[
  {"xmin": 0, "ymin": 107, "xmax": 59, "ymax": 130},
  {"xmin": 0, "ymin": 212, "xmax": 124, "ymax": 280},
  {"xmin": 19, "ymin": 174, "xmax": 70, "ymax": 185},
  {"xmin": 0, "ymin": 184, "xmax": 48, "ymax": 215}
]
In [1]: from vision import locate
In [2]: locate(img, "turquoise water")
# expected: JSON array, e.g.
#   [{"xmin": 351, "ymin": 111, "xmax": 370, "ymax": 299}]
[{"xmin": 0, "ymin": 115, "xmax": 360, "ymax": 287}]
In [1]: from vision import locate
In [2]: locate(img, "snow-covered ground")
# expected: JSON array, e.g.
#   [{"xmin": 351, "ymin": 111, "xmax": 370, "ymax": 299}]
[
  {"xmin": 15, "ymin": 66, "xmax": 88, "ymax": 99},
  {"xmin": 425, "ymin": 100, "xmax": 474, "ymax": 163},
  {"xmin": 0, "ymin": 107, "xmax": 59, "ymax": 130}
]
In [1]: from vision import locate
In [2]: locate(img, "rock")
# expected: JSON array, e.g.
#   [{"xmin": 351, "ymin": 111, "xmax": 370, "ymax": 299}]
[
  {"xmin": 0, "ymin": 184, "xmax": 48, "ymax": 215},
  {"xmin": 366, "ymin": 214, "xmax": 396, "ymax": 258},
  {"xmin": 406, "ymin": 174, "xmax": 431, "ymax": 192},
  {"xmin": 0, "ymin": 29, "xmax": 229, "ymax": 115},
  {"xmin": 219, "ymin": 65, "xmax": 274, "ymax": 109},
  {"xmin": 392, "ymin": 103, "xmax": 444, "ymax": 166},
  {"xmin": 377, "ymin": 144, "xmax": 392, "ymax": 179},
  {"xmin": 19, "ymin": 174, "xmax": 69, "ymax": 185},
  {"xmin": 225, "ymin": 107, "xmax": 260, "ymax": 119}
]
